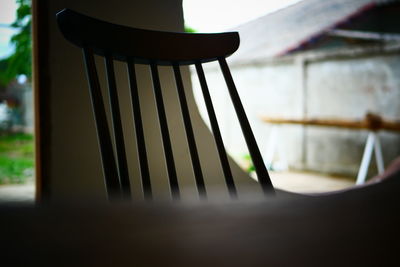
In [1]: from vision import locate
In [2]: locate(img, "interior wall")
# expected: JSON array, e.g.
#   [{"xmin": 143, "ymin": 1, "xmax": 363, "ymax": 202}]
[{"xmin": 37, "ymin": 0, "xmax": 255, "ymax": 201}]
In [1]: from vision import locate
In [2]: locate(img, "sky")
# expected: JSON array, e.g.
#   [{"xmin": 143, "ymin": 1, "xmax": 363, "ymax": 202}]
[
  {"xmin": 183, "ymin": 0, "xmax": 302, "ymax": 32},
  {"xmin": 0, "ymin": 0, "xmax": 18, "ymax": 59}
]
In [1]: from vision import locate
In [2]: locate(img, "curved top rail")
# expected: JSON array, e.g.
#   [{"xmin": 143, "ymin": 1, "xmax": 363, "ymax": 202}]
[{"xmin": 56, "ymin": 9, "xmax": 240, "ymax": 65}]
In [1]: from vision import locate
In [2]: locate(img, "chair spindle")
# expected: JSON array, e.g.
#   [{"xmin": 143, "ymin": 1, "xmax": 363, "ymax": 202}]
[
  {"xmin": 105, "ymin": 56, "xmax": 131, "ymax": 198},
  {"xmin": 195, "ymin": 62, "xmax": 237, "ymax": 198},
  {"xmin": 150, "ymin": 63, "xmax": 180, "ymax": 200},
  {"xmin": 127, "ymin": 60, "xmax": 152, "ymax": 200},
  {"xmin": 172, "ymin": 64, "xmax": 206, "ymax": 199}
]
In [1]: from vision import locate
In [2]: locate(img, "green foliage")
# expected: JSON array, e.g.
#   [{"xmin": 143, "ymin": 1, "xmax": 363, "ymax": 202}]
[
  {"xmin": 242, "ymin": 154, "xmax": 255, "ymax": 173},
  {"xmin": 184, "ymin": 25, "xmax": 197, "ymax": 33},
  {"xmin": 0, "ymin": 0, "xmax": 32, "ymax": 87},
  {"xmin": 0, "ymin": 133, "xmax": 34, "ymax": 184}
]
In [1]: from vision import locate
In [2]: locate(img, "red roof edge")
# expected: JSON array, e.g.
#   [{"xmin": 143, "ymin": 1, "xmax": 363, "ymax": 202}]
[{"xmin": 276, "ymin": 2, "xmax": 377, "ymax": 57}]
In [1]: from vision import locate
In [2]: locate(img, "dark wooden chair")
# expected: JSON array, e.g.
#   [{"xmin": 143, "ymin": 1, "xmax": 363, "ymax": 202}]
[{"xmin": 56, "ymin": 9, "xmax": 274, "ymax": 201}]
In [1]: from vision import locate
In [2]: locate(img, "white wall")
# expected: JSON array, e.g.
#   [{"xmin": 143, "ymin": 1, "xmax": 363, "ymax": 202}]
[
  {"xmin": 305, "ymin": 55, "xmax": 400, "ymax": 175},
  {"xmin": 196, "ymin": 54, "xmax": 400, "ymax": 178}
]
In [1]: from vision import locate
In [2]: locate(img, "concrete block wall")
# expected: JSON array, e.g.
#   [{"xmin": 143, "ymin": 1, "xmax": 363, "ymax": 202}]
[{"xmin": 194, "ymin": 53, "xmax": 400, "ymax": 178}]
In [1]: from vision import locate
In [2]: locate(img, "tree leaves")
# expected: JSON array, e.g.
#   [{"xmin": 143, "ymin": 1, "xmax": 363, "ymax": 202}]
[{"xmin": 0, "ymin": 0, "xmax": 31, "ymax": 87}]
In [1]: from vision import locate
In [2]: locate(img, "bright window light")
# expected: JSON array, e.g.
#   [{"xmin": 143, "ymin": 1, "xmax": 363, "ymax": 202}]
[{"xmin": 183, "ymin": 0, "xmax": 303, "ymax": 32}]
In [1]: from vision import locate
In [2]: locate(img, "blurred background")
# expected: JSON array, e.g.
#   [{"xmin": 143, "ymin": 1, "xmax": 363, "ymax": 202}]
[
  {"xmin": 0, "ymin": 0, "xmax": 34, "ymax": 201},
  {"xmin": 185, "ymin": 0, "xmax": 400, "ymax": 192}
]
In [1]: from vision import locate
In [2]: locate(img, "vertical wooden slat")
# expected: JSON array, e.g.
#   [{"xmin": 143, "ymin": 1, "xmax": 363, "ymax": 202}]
[
  {"xmin": 172, "ymin": 64, "xmax": 206, "ymax": 199},
  {"xmin": 150, "ymin": 63, "xmax": 180, "ymax": 200},
  {"xmin": 105, "ymin": 56, "xmax": 131, "ymax": 198},
  {"xmin": 32, "ymin": 0, "xmax": 48, "ymax": 202},
  {"xmin": 127, "ymin": 60, "xmax": 152, "ymax": 200},
  {"xmin": 218, "ymin": 57, "xmax": 275, "ymax": 195},
  {"xmin": 195, "ymin": 62, "xmax": 237, "ymax": 198},
  {"xmin": 82, "ymin": 48, "xmax": 121, "ymax": 200}
]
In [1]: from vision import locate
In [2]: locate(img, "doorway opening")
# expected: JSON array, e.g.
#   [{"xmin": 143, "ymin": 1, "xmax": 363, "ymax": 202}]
[{"xmin": 0, "ymin": 0, "xmax": 35, "ymax": 202}]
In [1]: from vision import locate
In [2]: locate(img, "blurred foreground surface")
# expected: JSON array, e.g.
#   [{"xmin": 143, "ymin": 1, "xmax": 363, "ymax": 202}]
[{"xmin": 0, "ymin": 171, "xmax": 399, "ymax": 266}]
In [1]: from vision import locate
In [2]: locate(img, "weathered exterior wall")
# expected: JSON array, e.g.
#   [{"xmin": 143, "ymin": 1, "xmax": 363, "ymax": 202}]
[
  {"xmin": 307, "ymin": 55, "xmax": 400, "ymax": 120},
  {"xmin": 305, "ymin": 54, "xmax": 400, "ymax": 175},
  {"xmin": 193, "ymin": 53, "xmax": 400, "ymax": 178}
]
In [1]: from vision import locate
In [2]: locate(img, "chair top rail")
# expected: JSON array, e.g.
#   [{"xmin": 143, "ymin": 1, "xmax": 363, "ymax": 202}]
[{"xmin": 56, "ymin": 9, "xmax": 240, "ymax": 66}]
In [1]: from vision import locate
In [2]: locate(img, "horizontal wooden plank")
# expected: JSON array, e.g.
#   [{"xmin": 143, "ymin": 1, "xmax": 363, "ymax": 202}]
[{"xmin": 260, "ymin": 113, "xmax": 400, "ymax": 132}]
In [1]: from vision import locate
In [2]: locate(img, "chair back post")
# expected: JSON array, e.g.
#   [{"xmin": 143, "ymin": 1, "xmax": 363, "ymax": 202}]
[{"xmin": 218, "ymin": 57, "xmax": 275, "ymax": 195}]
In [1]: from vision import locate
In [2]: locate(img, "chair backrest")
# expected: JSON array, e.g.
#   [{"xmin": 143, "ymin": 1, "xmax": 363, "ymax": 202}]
[{"xmin": 56, "ymin": 9, "xmax": 274, "ymax": 200}]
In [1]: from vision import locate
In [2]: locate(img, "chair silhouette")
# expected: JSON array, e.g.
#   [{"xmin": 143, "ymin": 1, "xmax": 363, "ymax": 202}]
[{"xmin": 56, "ymin": 9, "xmax": 274, "ymax": 200}]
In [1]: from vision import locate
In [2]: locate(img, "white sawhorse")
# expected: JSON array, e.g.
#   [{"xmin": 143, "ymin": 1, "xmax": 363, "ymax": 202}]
[
  {"xmin": 264, "ymin": 125, "xmax": 288, "ymax": 171},
  {"xmin": 356, "ymin": 131, "xmax": 384, "ymax": 184},
  {"xmin": 265, "ymin": 127, "xmax": 385, "ymax": 184}
]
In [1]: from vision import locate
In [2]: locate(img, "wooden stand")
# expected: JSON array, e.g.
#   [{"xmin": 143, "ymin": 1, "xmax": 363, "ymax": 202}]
[{"xmin": 260, "ymin": 113, "xmax": 400, "ymax": 184}]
